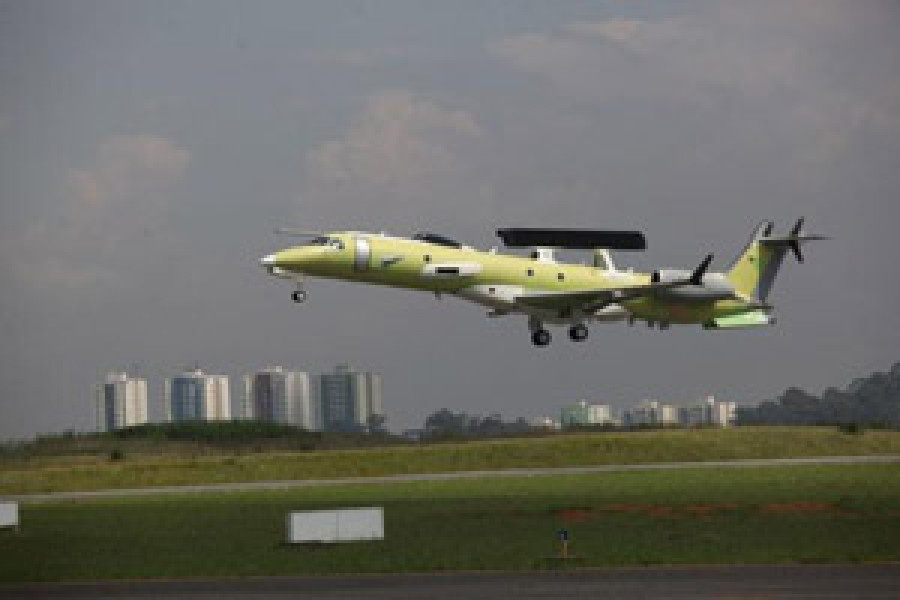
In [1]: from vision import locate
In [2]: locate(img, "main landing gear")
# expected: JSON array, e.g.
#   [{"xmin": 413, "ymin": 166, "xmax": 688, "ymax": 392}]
[
  {"xmin": 528, "ymin": 318, "xmax": 589, "ymax": 346},
  {"xmin": 291, "ymin": 289, "xmax": 307, "ymax": 303},
  {"xmin": 531, "ymin": 329, "xmax": 551, "ymax": 347},
  {"xmin": 568, "ymin": 324, "xmax": 589, "ymax": 342}
]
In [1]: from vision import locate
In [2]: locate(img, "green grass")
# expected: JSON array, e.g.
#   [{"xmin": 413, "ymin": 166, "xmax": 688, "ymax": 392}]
[
  {"xmin": 2, "ymin": 427, "xmax": 900, "ymax": 495},
  {"xmin": 1, "ymin": 464, "xmax": 899, "ymax": 583}
]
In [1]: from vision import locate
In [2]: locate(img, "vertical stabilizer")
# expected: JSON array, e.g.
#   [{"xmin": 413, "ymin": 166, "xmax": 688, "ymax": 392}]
[
  {"xmin": 727, "ymin": 221, "xmax": 786, "ymax": 301},
  {"xmin": 726, "ymin": 219, "xmax": 826, "ymax": 302}
]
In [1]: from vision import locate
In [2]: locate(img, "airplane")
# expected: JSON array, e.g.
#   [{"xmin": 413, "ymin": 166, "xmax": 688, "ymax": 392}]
[{"xmin": 260, "ymin": 219, "xmax": 826, "ymax": 346}]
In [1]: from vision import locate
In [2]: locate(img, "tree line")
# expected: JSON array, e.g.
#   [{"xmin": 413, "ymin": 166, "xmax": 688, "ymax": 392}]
[{"xmin": 737, "ymin": 362, "xmax": 900, "ymax": 427}]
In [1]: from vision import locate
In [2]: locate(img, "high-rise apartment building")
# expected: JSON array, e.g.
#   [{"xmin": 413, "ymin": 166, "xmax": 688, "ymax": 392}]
[
  {"xmin": 241, "ymin": 367, "xmax": 314, "ymax": 429},
  {"xmin": 165, "ymin": 368, "xmax": 230, "ymax": 422},
  {"xmin": 624, "ymin": 400, "xmax": 678, "ymax": 426},
  {"xmin": 560, "ymin": 400, "xmax": 614, "ymax": 427},
  {"xmin": 319, "ymin": 364, "xmax": 384, "ymax": 432},
  {"xmin": 94, "ymin": 372, "xmax": 148, "ymax": 432},
  {"xmin": 680, "ymin": 396, "xmax": 737, "ymax": 427}
]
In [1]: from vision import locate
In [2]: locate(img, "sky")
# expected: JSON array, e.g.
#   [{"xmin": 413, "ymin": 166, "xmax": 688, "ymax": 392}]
[{"xmin": 1, "ymin": 1, "xmax": 899, "ymax": 440}]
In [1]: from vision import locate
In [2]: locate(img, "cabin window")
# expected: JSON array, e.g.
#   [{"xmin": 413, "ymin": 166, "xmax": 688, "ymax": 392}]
[
  {"xmin": 424, "ymin": 255, "xmax": 431, "ymax": 263},
  {"xmin": 527, "ymin": 269, "xmax": 534, "ymax": 276},
  {"xmin": 557, "ymin": 273, "xmax": 565, "ymax": 281}
]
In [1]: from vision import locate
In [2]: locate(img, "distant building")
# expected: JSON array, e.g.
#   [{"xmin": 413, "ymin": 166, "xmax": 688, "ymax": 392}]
[
  {"xmin": 531, "ymin": 416, "xmax": 562, "ymax": 430},
  {"xmin": 401, "ymin": 429, "xmax": 424, "ymax": 441},
  {"xmin": 94, "ymin": 372, "xmax": 148, "ymax": 432},
  {"xmin": 560, "ymin": 401, "xmax": 614, "ymax": 427},
  {"xmin": 165, "ymin": 368, "xmax": 230, "ymax": 422},
  {"xmin": 241, "ymin": 367, "xmax": 314, "ymax": 429},
  {"xmin": 319, "ymin": 364, "xmax": 384, "ymax": 432},
  {"xmin": 680, "ymin": 396, "xmax": 737, "ymax": 427},
  {"xmin": 624, "ymin": 400, "xmax": 678, "ymax": 426}
]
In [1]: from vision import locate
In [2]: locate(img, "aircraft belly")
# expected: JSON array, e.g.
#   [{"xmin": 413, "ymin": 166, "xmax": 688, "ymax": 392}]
[
  {"xmin": 624, "ymin": 297, "xmax": 752, "ymax": 325},
  {"xmin": 457, "ymin": 284, "xmax": 523, "ymax": 310},
  {"xmin": 624, "ymin": 297, "xmax": 714, "ymax": 324}
]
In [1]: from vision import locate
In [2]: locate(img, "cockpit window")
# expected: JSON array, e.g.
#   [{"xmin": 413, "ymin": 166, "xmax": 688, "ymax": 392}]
[
  {"xmin": 308, "ymin": 236, "xmax": 344, "ymax": 250},
  {"xmin": 412, "ymin": 232, "xmax": 463, "ymax": 249}
]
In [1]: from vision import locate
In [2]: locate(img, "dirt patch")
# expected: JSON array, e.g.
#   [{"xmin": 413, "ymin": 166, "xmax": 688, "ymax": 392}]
[
  {"xmin": 600, "ymin": 504, "xmax": 647, "ymax": 514},
  {"xmin": 593, "ymin": 503, "xmax": 740, "ymax": 518},
  {"xmin": 644, "ymin": 505, "xmax": 680, "ymax": 518},
  {"xmin": 683, "ymin": 503, "xmax": 739, "ymax": 517},
  {"xmin": 758, "ymin": 502, "xmax": 851, "ymax": 515},
  {"xmin": 554, "ymin": 507, "xmax": 595, "ymax": 522}
]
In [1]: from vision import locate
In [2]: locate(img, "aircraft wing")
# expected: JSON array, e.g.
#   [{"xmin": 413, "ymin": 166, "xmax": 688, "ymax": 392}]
[
  {"xmin": 514, "ymin": 281, "xmax": 683, "ymax": 311},
  {"xmin": 513, "ymin": 253, "xmax": 713, "ymax": 311}
]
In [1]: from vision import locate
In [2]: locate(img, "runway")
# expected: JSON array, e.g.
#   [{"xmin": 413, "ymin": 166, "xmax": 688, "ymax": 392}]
[
  {"xmin": 2, "ymin": 564, "xmax": 899, "ymax": 599},
  {"xmin": 12, "ymin": 454, "xmax": 900, "ymax": 503}
]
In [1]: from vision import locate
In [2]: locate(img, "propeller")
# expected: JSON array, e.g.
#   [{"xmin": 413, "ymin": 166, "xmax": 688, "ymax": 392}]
[{"xmin": 789, "ymin": 217, "xmax": 805, "ymax": 263}]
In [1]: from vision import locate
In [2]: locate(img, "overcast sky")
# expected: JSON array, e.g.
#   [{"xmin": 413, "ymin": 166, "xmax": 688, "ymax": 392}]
[{"xmin": 1, "ymin": 1, "xmax": 899, "ymax": 439}]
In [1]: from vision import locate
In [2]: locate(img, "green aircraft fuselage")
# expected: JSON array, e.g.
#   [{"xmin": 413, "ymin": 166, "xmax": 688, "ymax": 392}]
[{"xmin": 261, "ymin": 222, "xmax": 822, "ymax": 346}]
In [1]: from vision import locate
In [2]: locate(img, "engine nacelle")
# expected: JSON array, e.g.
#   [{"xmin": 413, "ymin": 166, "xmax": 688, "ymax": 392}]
[
  {"xmin": 650, "ymin": 269, "xmax": 689, "ymax": 284},
  {"xmin": 651, "ymin": 270, "xmax": 736, "ymax": 301}
]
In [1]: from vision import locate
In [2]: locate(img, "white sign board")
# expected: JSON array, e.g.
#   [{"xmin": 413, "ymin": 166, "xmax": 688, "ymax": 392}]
[
  {"xmin": 287, "ymin": 507, "xmax": 383, "ymax": 543},
  {"xmin": 0, "ymin": 502, "xmax": 18, "ymax": 529}
]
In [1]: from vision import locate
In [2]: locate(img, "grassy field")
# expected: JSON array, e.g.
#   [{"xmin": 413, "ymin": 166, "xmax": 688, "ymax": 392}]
[
  {"xmin": 2, "ymin": 427, "xmax": 899, "ymax": 495},
  {"xmin": 1, "ymin": 464, "xmax": 899, "ymax": 582}
]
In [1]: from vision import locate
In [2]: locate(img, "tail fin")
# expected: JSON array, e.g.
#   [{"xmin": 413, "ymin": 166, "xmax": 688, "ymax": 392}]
[{"xmin": 726, "ymin": 218, "xmax": 827, "ymax": 302}]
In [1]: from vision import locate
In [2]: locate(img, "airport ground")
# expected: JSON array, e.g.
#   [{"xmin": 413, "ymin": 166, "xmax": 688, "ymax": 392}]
[
  {"xmin": 3, "ymin": 564, "xmax": 900, "ymax": 599},
  {"xmin": 2, "ymin": 463, "xmax": 899, "ymax": 583},
  {"xmin": 4, "ymin": 426, "xmax": 900, "ymax": 495}
]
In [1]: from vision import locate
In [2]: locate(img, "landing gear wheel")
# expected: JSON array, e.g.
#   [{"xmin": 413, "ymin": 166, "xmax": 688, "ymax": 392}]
[
  {"xmin": 531, "ymin": 329, "xmax": 551, "ymax": 347},
  {"xmin": 569, "ymin": 324, "xmax": 589, "ymax": 342},
  {"xmin": 291, "ymin": 290, "xmax": 307, "ymax": 303}
]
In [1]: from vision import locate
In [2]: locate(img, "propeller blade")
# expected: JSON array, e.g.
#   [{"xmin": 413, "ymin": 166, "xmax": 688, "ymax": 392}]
[
  {"xmin": 689, "ymin": 253, "xmax": 714, "ymax": 285},
  {"xmin": 789, "ymin": 217, "xmax": 804, "ymax": 262}
]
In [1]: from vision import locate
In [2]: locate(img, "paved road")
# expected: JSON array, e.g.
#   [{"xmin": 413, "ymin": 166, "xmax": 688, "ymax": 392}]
[
  {"xmin": 10, "ymin": 455, "xmax": 900, "ymax": 504},
  {"xmin": 2, "ymin": 564, "xmax": 899, "ymax": 599}
]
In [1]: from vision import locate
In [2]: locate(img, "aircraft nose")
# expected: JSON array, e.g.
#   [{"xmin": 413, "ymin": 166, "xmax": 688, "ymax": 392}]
[{"xmin": 260, "ymin": 253, "xmax": 277, "ymax": 267}]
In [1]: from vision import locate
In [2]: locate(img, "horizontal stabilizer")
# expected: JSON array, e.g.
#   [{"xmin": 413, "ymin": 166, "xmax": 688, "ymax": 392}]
[
  {"xmin": 497, "ymin": 228, "xmax": 646, "ymax": 250},
  {"xmin": 757, "ymin": 217, "xmax": 829, "ymax": 263},
  {"xmin": 703, "ymin": 310, "xmax": 776, "ymax": 330}
]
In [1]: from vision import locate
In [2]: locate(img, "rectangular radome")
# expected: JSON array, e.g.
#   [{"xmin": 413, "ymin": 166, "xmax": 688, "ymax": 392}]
[{"xmin": 497, "ymin": 228, "xmax": 646, "ymax": 250}]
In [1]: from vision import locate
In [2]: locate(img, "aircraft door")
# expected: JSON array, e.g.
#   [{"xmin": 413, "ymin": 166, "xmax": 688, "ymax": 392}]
[{"xmin": 354, "ymin": 237, "xmax": 371, "ymax": 271}]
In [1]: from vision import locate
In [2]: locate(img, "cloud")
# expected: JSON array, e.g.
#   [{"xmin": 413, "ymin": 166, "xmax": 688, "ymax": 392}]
[
  {"xmin": 10, "ymin": 134, "xmax": 191, "ymax": 289},
  {"xmin": 489, "ymin": 3, "xmax": 900, "ymax": 172},
  {"xmin": 297, "ymin": 90, "xmax": 489, "ymax": 229},
  {"xmin": 66, "ymin": 134, "xmax": 190, "ymax": 209},
  {"xmin": 306, "ymin": 90, "xmax": 481, "ymax": 186},
  {"xmin": 489, "ymin": 13, "xmax": 801, "ymax": 103}
]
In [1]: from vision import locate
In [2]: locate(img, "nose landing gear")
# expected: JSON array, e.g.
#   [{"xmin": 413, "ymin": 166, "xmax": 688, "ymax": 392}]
[
  {"xmin": 291, "ymin": 289, "xmax": 307, "ymax": 303},
  {"xmin": 529, "ymin": 317, "xmax": 551, "ymax": 347}
]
